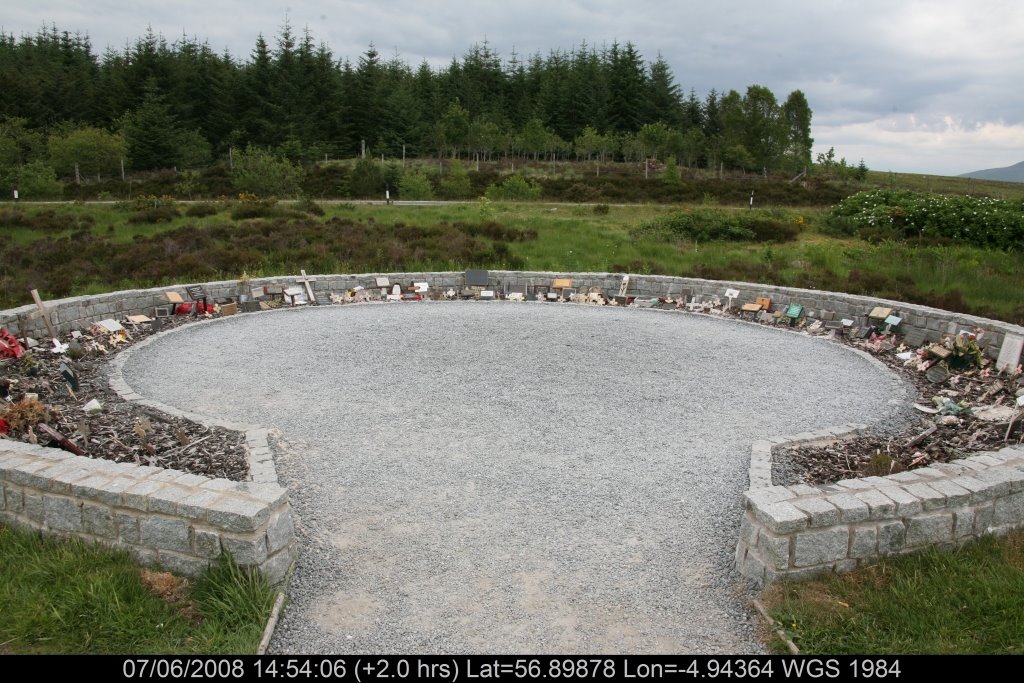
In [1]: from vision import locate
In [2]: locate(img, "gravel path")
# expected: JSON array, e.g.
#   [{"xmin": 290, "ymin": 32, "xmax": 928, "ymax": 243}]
[{"xmin": 120, "ymin": 302, "xmax": 907, "ymax": 654}]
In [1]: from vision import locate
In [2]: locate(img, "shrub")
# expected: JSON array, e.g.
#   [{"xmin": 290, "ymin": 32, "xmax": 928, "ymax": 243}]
[
  {"xmin": 827, "ymin": 189, "xmax": 1024, "ymax": 249},
  {"xmin": 185, "ymin": 203, "xmax": 220, "ymax": 218},
  {"xmin": 437, "ymin": 160, "xmax": 473, "ymax": 199},
  {"xmin": 230, "ymin": 200, "xmax": 277, "ymax": 220},
  {"xmin": 741, "ymin": 217, "xmax": 800, "ymax": 243},
  {"xmin": 662, "ymin": 156, "xmax": 682, "ymax": 187},
  {"xmin": 632, "ymin": 208, "xmax": 802, "ymax": 244},
  {"xmin": 11, "ymin": 162, "xmax": 63, "ymax": 200},
  {"xmin": 632, "ymin": 209, "xmax": 755, "ymax": 242},
  {"xmin": 564, "ymin": 182, "xmax": 601, "ymax": 202},
  {"xmin": 484, "ymin": 174, "xmax": 542, "ymax": 201},
  {"xmin": 349, "ymin": 157, "xmax": 383, "ymax": 198},
  {"xmin": 397, "ymin": 170, "xmax": 434, "ymax": 200},
  {"xmin": 295, "ymin": 197, "xmax": 325, "ymax": 216},
  {"xmin": 128, "ymin": 205, "xmax": 180, "ymax": 224},
  {"xmin": 232, "ymin": 146, "xmax": 303, "ymax": 198},
  {"xmin": 593, "ymin": 204, "xmax": 610, "ymax": 215}
]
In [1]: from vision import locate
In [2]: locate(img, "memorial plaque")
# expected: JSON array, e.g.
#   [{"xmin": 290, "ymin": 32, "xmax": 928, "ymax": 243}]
[
  {"xmin": 755, "ymin": 296, "xmax": 772, "ymax": 311},
  {"xmin": 741, "ymin": 303, "xmax": 762, "ymax": 312},
  {"xmin": 903, "ymin": 328, "xmax": 927, "ymax": 347},
  {"xmin": 185, "ymin": 285, "xmax": 206, "ymax": 301},
  {"xmin": 996, "ymin": 334, "xmax": 1024, "ymax": 372},
  {"xmin": 552, "ymin": 278, "xmax": 573, "ymax": 289},
  {"xmin": 785, "ymin": 304, "xmax": 803, "ymax": 318},
  {"xmin": 375, "ymin": 277, "xmax": 390, "ymax": 287},
  {"xmin": 465, "ymin": 270, "xmax": 489, "ymax": 287},
  {"xmin": 59, "ymin": 363, "xmax": 78, "ymax": 391},
  {"xmin": 413, "ymin": 282, "xmax": 430, "ymax": 293},
  {"xmin": 480, "ymin": 290, "xmax": 495, "ymax": 299},
  {"xmin": 885, "ymin": 315, "xmax": 902, "ymax": 327},
  {"xmin": 868, "ymin": 306, "xmax": 893, "ymax": 320},
  {"xmin": 150, "ymin": 317, "xmax": 167, "ymax": 332},
  {"xmin": 724, "ymin": 288, "xmax": 740, "ymax": 299},
  {"xmin": 165, "ymin": 291, "xmax": 184, "ymax": 304}
]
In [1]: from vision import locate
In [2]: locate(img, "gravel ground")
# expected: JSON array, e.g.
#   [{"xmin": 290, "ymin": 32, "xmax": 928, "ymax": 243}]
[{"xmin": 120, "ymin": 302, "xmax": 907, "ymax": 654}]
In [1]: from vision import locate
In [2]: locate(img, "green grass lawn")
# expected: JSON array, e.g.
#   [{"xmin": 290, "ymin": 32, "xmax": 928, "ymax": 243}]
[
  {"xmin": 0, "ymin": 524, "xmax": 277, "ymax": 654},
  {"xmin": 763, "ymin": 530, "xmax": 1024, "ymax": 654}
]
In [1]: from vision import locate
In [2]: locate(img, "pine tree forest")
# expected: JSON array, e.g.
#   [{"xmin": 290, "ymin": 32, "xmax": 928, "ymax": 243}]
[{"xmin": 0, "ymin": 24, "xmax": 814, "ymax": 181}]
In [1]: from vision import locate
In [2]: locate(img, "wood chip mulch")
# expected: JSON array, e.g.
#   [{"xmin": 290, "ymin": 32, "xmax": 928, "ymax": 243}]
[{"xmin": 1, "ymin": 314, "xmax": 249, "ymax": 481}]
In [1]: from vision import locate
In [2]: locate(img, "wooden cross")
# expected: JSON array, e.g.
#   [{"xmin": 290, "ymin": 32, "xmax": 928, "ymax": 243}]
[
  {"xmin": 298, "ymin": 269, "xmax": 316, "ymax": 304},
  {"xmin": 30, "ymin": 289, "xmax": 57, "ymax": 339}
]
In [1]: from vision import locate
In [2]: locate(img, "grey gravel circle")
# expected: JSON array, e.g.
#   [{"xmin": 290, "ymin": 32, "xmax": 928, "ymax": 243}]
[{"xmin": 120, "ymin": 302, "xmax": 907, "ymax": 654}]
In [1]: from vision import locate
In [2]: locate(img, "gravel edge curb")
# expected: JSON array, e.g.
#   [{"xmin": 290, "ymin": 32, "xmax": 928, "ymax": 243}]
[
  {"xmin": 740, "ymin": 328, "xmax": 915, "ymax": 490},
  {"xmin": 258, "ymin": 592, "xmax": 287, "ymax": 655},
  {"xmin": 107, "ymin": 315, "xmax": 282, "ymax": 485},
  {"xmin": 751, "ymin": 598, "xmax": 800, "ymax": 655}
]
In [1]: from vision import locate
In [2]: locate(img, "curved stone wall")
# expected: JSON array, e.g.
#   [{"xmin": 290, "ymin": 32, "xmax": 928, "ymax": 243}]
[
  {"xmin": 3, "ymin": 271, "xmax": 1024, "ymax": 357},
  {"xmin": 2, "ymin": 271, "xmax": 1023, "ymax": 586}
]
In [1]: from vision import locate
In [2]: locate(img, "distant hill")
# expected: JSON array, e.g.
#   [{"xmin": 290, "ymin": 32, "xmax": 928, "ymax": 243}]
[{"xmin": 959, "ymin": 160, "xmax": 1024, "ymax": 182}]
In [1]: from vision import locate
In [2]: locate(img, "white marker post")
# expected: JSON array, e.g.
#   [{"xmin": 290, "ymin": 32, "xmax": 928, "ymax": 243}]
[{"xmin": 724, "ymin": 288, "xmax": 740, "ymax": 311}]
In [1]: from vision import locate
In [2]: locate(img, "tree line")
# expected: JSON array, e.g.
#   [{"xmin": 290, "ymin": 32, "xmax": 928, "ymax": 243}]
[{"xmin": 0, "ymin": 23, "xmax": 814, "ymax": 189}]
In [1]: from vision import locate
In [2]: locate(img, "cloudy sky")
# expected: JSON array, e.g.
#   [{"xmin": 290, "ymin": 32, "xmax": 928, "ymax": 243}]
[{"xmin": 5, "ymin": 0, "xmax": 1023, "ymax": 176}]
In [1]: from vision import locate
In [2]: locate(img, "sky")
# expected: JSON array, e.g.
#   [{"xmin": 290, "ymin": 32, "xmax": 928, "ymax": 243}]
[{"xmin": 4, "ymin": 0, "xmax": 1024, "ymax": 176}]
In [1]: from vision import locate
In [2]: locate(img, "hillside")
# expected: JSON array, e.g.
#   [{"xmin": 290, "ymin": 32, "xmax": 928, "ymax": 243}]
[{"xmin": 959, "ymin": 160, "xmax": 1024, "ymax": 183}]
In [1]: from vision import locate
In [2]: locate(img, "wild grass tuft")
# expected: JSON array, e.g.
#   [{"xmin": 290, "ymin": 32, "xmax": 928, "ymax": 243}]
[
  {"xmin": 0, "ymin": 524, "xmax": 276, "ymax": 654},
  {"xmin": 763, "ymin": 530, "xmax": 1024, "ymax": 654}
]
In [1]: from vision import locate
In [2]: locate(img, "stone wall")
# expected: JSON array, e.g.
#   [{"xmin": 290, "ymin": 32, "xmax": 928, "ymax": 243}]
[
  {"xmin": 0, "ymin": 440, "xmax": 295, "ymax": 584},
  {"xmin": 4, "ymin": 271, "xmax": 1024, "ymax": 586},
  {"xmin": 3, "ymin": 271, "xmax": 1023, "ymax": 364},
  {"xmin": 736, "ymin": 445, "xmax": 1024, "ymax": 584}
]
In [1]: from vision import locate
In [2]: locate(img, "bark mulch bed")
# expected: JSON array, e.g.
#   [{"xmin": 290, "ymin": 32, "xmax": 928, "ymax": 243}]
[{"xmin": 0, "ymin": 314, "xmax": 248, "ymax": 481}]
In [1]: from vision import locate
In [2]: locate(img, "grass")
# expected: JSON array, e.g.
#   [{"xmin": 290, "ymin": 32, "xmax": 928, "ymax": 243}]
[
  {"xmin": 762, "ymin": 530, "xmax": 1024, "ymax": 654},
  {"xmin": 3, "ymin": 200, "xmax": 1024, "ymax": 323},
  {"xmin": 0, "ymin": 523, "xmax": 277, "ymax": 654}
]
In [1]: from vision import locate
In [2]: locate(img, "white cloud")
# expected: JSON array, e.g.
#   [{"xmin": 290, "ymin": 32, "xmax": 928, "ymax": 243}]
[{"xmin": 817, "ymin": 115, "xmax": 1024, "ymax": 175}]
